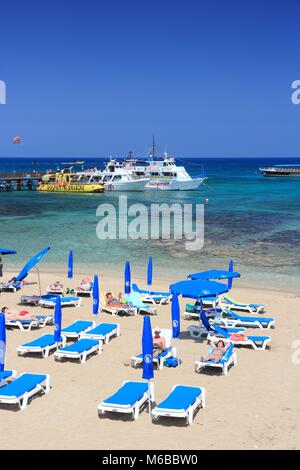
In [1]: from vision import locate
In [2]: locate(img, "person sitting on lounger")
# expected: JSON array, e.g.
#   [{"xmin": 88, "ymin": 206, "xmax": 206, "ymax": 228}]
[
  {"xmin": 105, "ymin": 292, "xmax": 130, "ymax": 309},
  {"xmin": 153, "ymin": 327, "xmax": 166, "ymax": 358},
  {"xmin": 201, "ymin": 340, "xmax": 230, "ymax": 364},
  {"xmin": 49, "ymin": 281, "xmax": 63, "ymax": 292},
  {"xmin": 76, "ymin": 277, "xmax": 92, "ymax": 292},
  {"xmin": 1, "ymin": 306, "xmax": 37, "ymax": 321}
]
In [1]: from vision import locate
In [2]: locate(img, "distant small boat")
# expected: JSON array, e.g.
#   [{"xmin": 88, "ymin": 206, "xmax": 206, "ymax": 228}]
[{"xmin": 259, "ymin": 164, "xmax": 300, "ymax": 177}]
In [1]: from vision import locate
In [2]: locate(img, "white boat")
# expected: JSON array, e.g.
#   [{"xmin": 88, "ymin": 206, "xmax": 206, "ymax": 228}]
[
  {"xmin": 119, "ymin": 141, "xmax": 206, "ymax": 191},
  {"xmin": 76, "ymin": 163, "xmax": 150, "ymax": 191}
]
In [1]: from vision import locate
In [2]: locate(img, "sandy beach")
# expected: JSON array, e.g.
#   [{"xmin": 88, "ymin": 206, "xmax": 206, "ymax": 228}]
[{"xmin": 0, "ymin": 269, "xmax": 299, "ymax": 450}]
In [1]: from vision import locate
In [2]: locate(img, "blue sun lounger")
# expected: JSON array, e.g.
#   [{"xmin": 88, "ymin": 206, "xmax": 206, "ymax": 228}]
[
  {"xmin": 98, "ymin": 381, "xmax": 152, "ymax": 420},
  {"xmin": 219, "ymin": 295, "xmax": 265, "ymax": 315},
  {"xmin": 131, "ymin": 329, "xmax": 176, "ymax": 370},
  {"xmin": 20, "ymin": 294, "xmax": 59, "ymax": 306},
  {"xmin": 215, "ymin": 308, "xmax": 275, "ymax": 330},
  {"xmin": 61, "ymin": 320, "xmax": 95, "ymax": 344},
  {"xmin": 194, "ymin": 343, "xmax": 237, "ymax": 375},
  {"xmin": 6, "ymin": 315, "xmax": 53, "ymax": 331},
  {"xmin": 0, "ymin": 370, "xmax": 17, "ymax": 387},
  {"xmin": 132, "ymin": 283, "xmax": 171, "ymax": 305},
  {"xmin": 81, "ymin": 322, "xmax": 120, "ymax": 344},
  {"xmin": 17, "ymin": 334, "xmax": 60, "ymax": 357},
  {"xmin": 207, "ymin": 325, "xmax": 271, "ymax": 350},
  {"xmin": 38, "ymin": 296, "xmax": 81, "ymax": 308},
  {"xmin": 54, "ymin": 338, "xmax": 102, "ymax": 363},
  {"xmin": 0, "ymin": 373, "xmax": 50, "ymax": 410},
  {"xmin": 125, "ymin": 292, "xmax": 157, "ymax": 315},
  {"xmin": 152, "ymin": 385, "xmax": 206, "ymax": 426}
]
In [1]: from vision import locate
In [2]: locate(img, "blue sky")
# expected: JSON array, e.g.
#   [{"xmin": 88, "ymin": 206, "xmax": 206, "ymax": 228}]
[{"xmin": 0, "ymin": 0, "xmax": 299, "ymax": 158}]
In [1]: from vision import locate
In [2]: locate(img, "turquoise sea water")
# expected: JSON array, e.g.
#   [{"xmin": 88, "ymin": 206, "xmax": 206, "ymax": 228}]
[{"xmin": 1, "ymin": 157, "xmax": 300, "ymax": 291}]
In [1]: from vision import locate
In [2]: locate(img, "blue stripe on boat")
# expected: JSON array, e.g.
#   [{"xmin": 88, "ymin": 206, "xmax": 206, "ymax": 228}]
[
  {"xmin": 156, "ymin": 385, "xmax": 201, "ymax": 410},
  {"xmin": 103, "ymin": 382, "xmax": 148, "ymax": 406},
  {"xmin": 0, "ymin": 374, "xmax": 46, "ymax": 397}
]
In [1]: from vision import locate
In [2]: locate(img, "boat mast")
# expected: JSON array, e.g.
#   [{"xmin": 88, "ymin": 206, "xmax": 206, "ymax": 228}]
[{"xmin": 152, "ymin": 135, "xmax": 156, "ymax": 159}]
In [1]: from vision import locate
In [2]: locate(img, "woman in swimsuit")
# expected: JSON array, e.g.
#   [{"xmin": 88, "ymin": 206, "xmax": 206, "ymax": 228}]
[{"xmin": 201, "ymin": 340, "xmax": 230, "ymax": 364}]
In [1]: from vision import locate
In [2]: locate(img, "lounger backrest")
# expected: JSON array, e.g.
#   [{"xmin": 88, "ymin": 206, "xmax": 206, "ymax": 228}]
[
  {"xmin": 157, "ymin": 328, "xmax": 172, "ymax": 348},
  {"xmin": 127, "ymin": 292, "xmax": 143, "ymax": 306},
  {"xmin": 99, "ymin": 293, "xmax": 106, "ymax": 308}
]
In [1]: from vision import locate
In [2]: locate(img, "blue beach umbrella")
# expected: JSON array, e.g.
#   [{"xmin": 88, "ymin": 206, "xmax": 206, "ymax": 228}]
[
  {"xmin": 0, "ymin": 313, "xmax": 6, "ymax": 372},
  {"xmin": 188, "ymin": 269, "xmax": 240, "ymax": 282},
  {"xmin": 93, "ymin": 275, "xmax": 99, "ymax": 315},
  {"xmin": 15, "ymin": 247, "xmax": 50, "ymax": 282},
  {"xmin": 142, "ymin": 316, "xmax": 154, "ymax": 380},
  {"xmin": 68, "ymin": 250, "xmax": 73, "ymax": 279},
  {"xmin": 0, "ymin": 248, "xmax": 16, "ymax": 255},
  {"xmin": 124, "ymin": 260, "xmax": 131, "ymax": 294},
  {"xmin": 54, "ymin": 296, "xmax": 62, "ymax": 343},
  {"xmin": 171, "ymin": 292, "xmax": 180, "ymax": 339},
  {"xmin": 170, "ymin": 279, "xmax": 228, "ymax": 299},
  {"xmin": 147, "ymin": 256, "xmax": 153, "ymax": 286}
]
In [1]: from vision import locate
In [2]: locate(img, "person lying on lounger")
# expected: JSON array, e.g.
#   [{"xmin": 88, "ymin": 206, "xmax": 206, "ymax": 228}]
[
  {"xmin": 49, "ymin": 281, "xmax": 63, "ymax": 292},
  {"xmin": 105, "ymin": 292, "xmax": 130, "ymax": 309},
  {"xmin": 1, "ymin": 306, "xmax": 38, "ymax": 321},
  {"xmin": 153, "ymin": 327, "xmax": 166, "ymax": 358},
  {"xmin": 201, "ymin": 340, "xmax": 230, "ymax": 364},
  {"xmin": 76, "ymin": 277, "xmax": 92, "ymax": 291}
]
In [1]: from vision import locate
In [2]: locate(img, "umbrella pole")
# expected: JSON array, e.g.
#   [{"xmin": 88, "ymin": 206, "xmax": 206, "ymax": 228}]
[
  {"xmin": 148, "ymin": 380, "xmax": 154, "ymax": 416},
  {"xmin": 35, "ymin": 267, "xmax": 42, "ymax": 296}
]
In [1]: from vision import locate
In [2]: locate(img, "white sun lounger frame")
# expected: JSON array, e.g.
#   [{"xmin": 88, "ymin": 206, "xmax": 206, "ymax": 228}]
[
  {"xmin": 195, "ymin": 351, "xmax": 237, "ymax": 376},
  {"xmin": 17, "ymin": 339, "xmax": 60, "ymax": 358},
  {"xmin": 54, "ymin": 339, "xmax": 103, "ymax": 363},
  {"xmin": 97, "ymin": 381, "xmax": 153, "ymax": 420},
  {"xmin": 81, "ymin": 323, "xmax": 121, "ymax": 344},
  {"xmin": 0, "ymin": 373, "xmax": 51, "ymax": 410},
  {"xmin": 151, "ymin": 385, "xmax": 206, "ymax": 426}
]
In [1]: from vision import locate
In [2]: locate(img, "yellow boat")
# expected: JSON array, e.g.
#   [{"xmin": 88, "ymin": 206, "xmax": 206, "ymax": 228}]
[{"xmin": 38, "ymin": 170, "xmax": 104, "ymax": 193}]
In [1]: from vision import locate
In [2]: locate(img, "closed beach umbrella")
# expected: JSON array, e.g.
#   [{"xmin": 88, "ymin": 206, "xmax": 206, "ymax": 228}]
[
  {"xmin": 171, "ymin": 292, "xmax": 180, "ymax": 339},
  {"xmin": 0, "ymin": 313, "xmax": 6, "ymax": 372},
  {"xmin": 124, "ymin": 260, "xmax": 131, "ymax": 294},
  {"xmin": 147, "ymin": 256, "xmax": 153, "ymax": 286},
  {"xmin": 142, "ymin": 315, "xmax": 154, "ymax": 414},
  {"xmin": 93, "ymin": 274, "xmax": 99, "ymax": 315},
  {"xmin": 15, "ymin": 247, "xmax": 50, "ymax": 282},
  {"xmin": 68, "ymin": 250, "xmax": 73, "ymax": 279},
  {"xmin": 142, "ymin": 316, "xmax": 154, "ymax": 380},
  {"xmin": 54, "ymin": 296, "xmax": 62, "ymax": 343}
]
